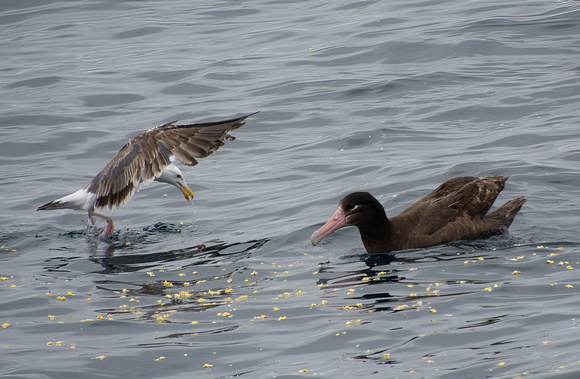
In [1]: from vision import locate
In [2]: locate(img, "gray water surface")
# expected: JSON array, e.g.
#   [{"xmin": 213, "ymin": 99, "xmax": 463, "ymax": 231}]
[{"xmin": 2, "ymin": 1, "xmax": 580, "ymax": 378}]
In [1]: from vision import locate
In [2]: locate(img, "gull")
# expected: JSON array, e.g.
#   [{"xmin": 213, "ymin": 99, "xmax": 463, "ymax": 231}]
[{"xmin": 38, "ymin": 112, "xmax": 256, "ymax": 236}]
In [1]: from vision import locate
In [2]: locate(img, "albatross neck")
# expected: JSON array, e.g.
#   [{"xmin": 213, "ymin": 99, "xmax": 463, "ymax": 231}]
[{"xmin": 356, "ymin": 211, "xmax": 394, "ymax": 253}]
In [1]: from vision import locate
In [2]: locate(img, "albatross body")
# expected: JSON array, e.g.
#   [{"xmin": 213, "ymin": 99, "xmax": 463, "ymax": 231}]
[
  {"xmin": 311, "ymin": 176, "xmax": 526, "ymax": 253},
  {"xmin": 38, "ymin": 112, "xmax": 256, "ymax": 237}
]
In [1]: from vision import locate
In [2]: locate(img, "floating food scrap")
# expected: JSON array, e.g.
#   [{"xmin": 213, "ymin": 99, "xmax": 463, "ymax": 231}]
[
  {"xmin": 345, "ymin": 319, "xmax": 361, "ymax": 327},
  {"xmin": 341, "ymin": 303, "xmax": 363, "ymax": 310}
]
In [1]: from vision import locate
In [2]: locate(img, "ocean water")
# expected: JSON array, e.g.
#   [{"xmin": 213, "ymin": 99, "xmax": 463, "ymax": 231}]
[{"xmin": 1, "ymin": 0, "xmax": 580, "ymax": 378}]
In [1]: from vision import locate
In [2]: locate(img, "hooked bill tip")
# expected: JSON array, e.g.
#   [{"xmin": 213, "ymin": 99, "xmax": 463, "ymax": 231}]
[
  {"xmin": 310, "ymin": 208, "xmax": 347, "ymax": 247},
  {"xmin": 311, "ymin": 232, "xmax": 321, "ymax": 246},
  {"xmin": 178, "ymin": 183, "xmax": 194, "ymax": 201}
]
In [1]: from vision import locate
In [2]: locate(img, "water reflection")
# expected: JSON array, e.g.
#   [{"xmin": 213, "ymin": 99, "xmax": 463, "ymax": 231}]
[
  {"xmin": 313, "ymin": 246, "xmax": 504, "ymax": 315},
  {"xmin": 68, "ymin": 220, "xmax": 269, "ymax": 269},
  {"xmin": 88, "ymin": 238, "xmax": 268, "ymax": 273}
]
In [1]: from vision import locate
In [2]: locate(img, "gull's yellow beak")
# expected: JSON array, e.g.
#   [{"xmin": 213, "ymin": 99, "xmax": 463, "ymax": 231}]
[{"xmin": 177, "ymin": 183, "xmax": 194, "ymax": 201}]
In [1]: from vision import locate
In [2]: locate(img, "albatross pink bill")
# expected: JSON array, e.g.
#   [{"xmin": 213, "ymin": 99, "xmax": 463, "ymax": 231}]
[{"xmin": 311, "ymin": 208, "xmax": 347, "ymax": 246}]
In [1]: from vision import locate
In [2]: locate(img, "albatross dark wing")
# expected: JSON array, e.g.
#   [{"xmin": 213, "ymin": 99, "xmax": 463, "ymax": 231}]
[
  {"xmin": 87, "ymin": 112, "xmax": 256, "ymax": 210},
  {"xmin": 392, "ymin": 176, "xmax": 508, "ymax": 237}
]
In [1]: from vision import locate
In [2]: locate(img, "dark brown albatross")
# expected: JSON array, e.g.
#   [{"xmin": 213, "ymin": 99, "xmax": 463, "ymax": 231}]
[
  {"xmin": 38, "ymin": 112, "xmax": 257, "ymax": 237},
  {"xmin": 311, "ymin": 176, "xmax": 526, "ymax": 253}
]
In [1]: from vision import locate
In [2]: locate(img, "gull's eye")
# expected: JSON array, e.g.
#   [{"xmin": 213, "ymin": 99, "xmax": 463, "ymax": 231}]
[{"xmin": 346, "ymin": 203, "xmax": 357, "ymax": 211}]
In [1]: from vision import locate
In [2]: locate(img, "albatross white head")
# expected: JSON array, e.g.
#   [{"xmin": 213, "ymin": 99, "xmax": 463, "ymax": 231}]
[{"xmin": 154, "ymin": 164, "xmax": 194, "ymax": 201}]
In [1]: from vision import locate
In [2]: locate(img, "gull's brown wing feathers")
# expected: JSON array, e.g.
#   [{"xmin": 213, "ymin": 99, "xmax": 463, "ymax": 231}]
[
  {"xmin": 87, "ymin": 112, "xmax": 256, "ymax": 209},
  {"xmin": 153, "ymin": 112, "xmax": 256, "ymax": 165}
]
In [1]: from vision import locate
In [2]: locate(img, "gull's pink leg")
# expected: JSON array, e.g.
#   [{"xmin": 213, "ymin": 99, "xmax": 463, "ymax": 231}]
[
  {"xmin": 87, "ymin": 209, "xmax": 99, "ymax": 234},
  {"xmin": 88, "ymin": 208, "xmax": 115, "ymax": 237}
]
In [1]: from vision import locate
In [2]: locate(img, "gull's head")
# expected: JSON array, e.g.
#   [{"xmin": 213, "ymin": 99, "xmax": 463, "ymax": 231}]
[{"xmin": 156, "ymin": 164, "xmax": 194, "ymax": 201}]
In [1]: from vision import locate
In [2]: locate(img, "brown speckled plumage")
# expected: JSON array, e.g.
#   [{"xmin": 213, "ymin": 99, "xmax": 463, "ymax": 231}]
[
  {"xmin": 38, "ymin": 112, "xmax": 256, "ymax": 237},
  {"xmin": 88, "ymin": 113, "xmax": 255, "ymax": 209}
]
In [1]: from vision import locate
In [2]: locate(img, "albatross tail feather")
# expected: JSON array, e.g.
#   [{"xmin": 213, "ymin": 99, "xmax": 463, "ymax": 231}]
[
  {"xmin": 486, "ymin": 195, "xmax": 527, "ymax": 235},
  {"xmin": 495, "ymin": 196, "xmax": 527, "ymax": 229}
]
